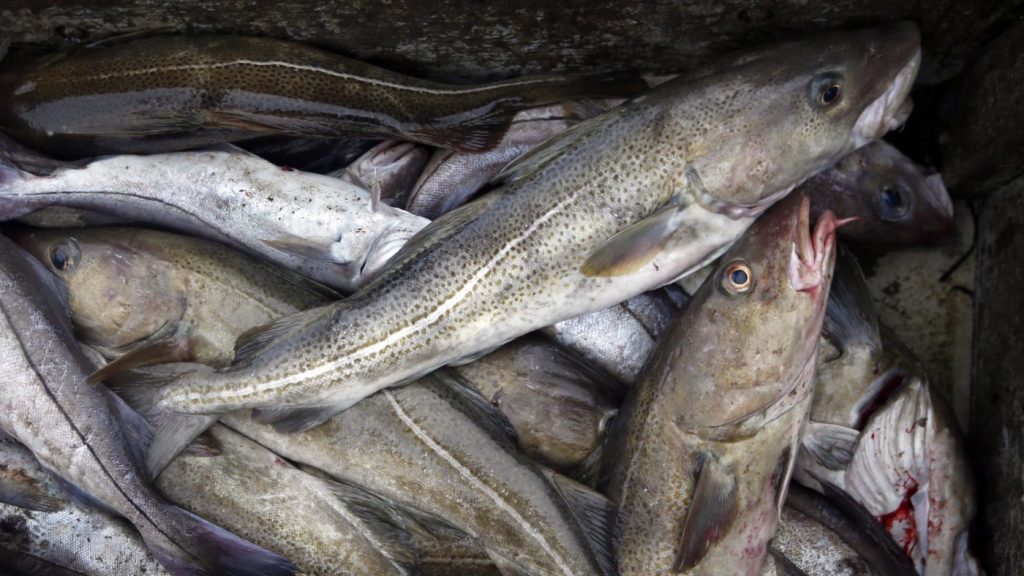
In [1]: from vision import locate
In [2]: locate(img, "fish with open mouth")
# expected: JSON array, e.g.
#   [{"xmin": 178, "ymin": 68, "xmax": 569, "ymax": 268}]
[{"xmin": 334, "ymin": 140, "xmax": 431, "ymax": 208}]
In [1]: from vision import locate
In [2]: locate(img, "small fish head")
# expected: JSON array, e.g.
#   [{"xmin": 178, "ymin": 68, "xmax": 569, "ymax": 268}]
[
  {"xmin": 9, "ymin": 227, "xmax": 187, "ymax": 352},
  {"xmin": 824, "ymin": 140, "xmax": 954, "ymax": 246},
  {"xmin": 676, "ymin": 192, "xmax": 839, "ymax": 429},
  {"xmin": 679, "ymin": 22, "xmax": 921, "ymax": 211},
  {"xmin": 350, "ymin": 140, "xmax": 431, "ymax": 205}
]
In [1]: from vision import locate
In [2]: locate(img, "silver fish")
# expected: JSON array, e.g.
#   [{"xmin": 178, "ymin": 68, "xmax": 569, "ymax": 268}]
[
  {"xmin": 602, "ymin": 193, "xmax": 840, "ymax": 575},
  {"xmin": 149, "ymin": 26, "xmax": 920, "ymax": 454},
  {"xmin": 0, "ymin": 234, "xmax": 295, "ymax": 576},
  {"xmin": 0, "ymin": 439, "xmax": 168, "ymax": 576},
  {"xmin": 334, "ymin": 140, "xmax": 431, "ymax": 208},
  {"xmin": 0, "ymin": 146, "xmax": 430, "ymax": 291}
]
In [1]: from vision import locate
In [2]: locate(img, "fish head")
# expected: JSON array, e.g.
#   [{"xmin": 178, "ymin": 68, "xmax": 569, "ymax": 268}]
[
  {"xmin": 676, "ymin": 191, "xmax": 839, "ymax": 429},
  {"xmin": 348, "ymin": 140, "xmax": 431, "ymax": 205},
  {"xmin": 9, "ymin": 227, "xmax": 187, "ymax": 353},
  {"xmin": 813, "ymin": 140, "xmax": 954, "ymax": 246},
  {"xmin": 680, "ymin": 22, "xmax": 921, "ymax": 213}
]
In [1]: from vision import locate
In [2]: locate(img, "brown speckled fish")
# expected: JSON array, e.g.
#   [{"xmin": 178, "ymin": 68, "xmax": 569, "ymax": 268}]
[
  {"xmin": 601, "ymin": 192, "xmax": 839, "ymax": 575},
  {"xmin": 0, "ymin": 35, "xmax": 646, "ymax": 158}
]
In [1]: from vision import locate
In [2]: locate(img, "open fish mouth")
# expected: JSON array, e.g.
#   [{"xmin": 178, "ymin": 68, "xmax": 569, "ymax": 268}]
[
  {"xmin": 853, "ymin": 48, "xmax": 922, "ymax": 146},
  {"xmin": 790, "ymin": 196, "xmax": 846, "ymax": 294}
]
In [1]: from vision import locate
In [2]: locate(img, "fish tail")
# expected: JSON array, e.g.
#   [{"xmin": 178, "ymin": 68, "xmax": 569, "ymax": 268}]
[{"xmin": 143, "ymin": 503, "xmax": 296, "ymax": 576}]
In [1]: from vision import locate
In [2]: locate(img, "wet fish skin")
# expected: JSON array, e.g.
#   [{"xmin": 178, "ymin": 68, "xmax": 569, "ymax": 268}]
[
  {"xmin": 335, "ymin": 140, "xmax": 431, "ymax": 208},
  {"xmin": 12, "ymin": 226, "xmax": 330, "ymax": 366},
  {"xmin": 220, "ymin": 372, "xmax": 618, "ymax": 576},
  {"xmin": 602, "ymin": 192, "xmax": 839, "ymax": 575},
  {"xmin": 453, "ymin": 334, "xmax": 624, "ymax": 472},
  {"xmin": 0, "ymin": 35, "xmax": 646, "ymax": 158},
  {"xmin": 0, "ymin": 147, "xmax": 430, "ymax": 291},
  {"xmin": 153, "ymin": 25, "xmax": 920, "ymax": 428},
  {"xmin": 771, "ymin": 507, "xmax": 873, "ymax": 576},
  {"xmin": 542, "ymin": 286, "xmax": 688, "ymax": 386},
  {"xmin": 808, "ymin": 140, "xmax": 954, "ymax": 247},
  {"xmin": 0, "ymin": 234, "xmax": 295, "ymax": 576},
  {"xmin": 0, "ymin": 441, "xmax": 168, "ymax": 576}
]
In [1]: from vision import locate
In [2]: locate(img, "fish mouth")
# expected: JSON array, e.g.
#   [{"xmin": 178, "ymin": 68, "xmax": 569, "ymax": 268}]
[
  {"xmin": 852, "ymin": 47, "xmax": 922, "ymax": 145},
  {"xmin": 789, "ymin": 196, "xmax": 844, "ymax": 294},
  {"xmin": 923, "ymin": 172, "xmax": 955, "ymax": 220}
]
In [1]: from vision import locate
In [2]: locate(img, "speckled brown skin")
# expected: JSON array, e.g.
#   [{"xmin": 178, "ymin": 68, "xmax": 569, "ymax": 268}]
[
  {"xmin": 601, "ymin": 192, "xmax": 838, "ymax": 575},
  {"xmin": 413, "ymin": 537, "xmax": 502, "ymax": 576},
  {"xmin": 154, "ymin": 25, "xmax": 920, "ymax": 423},
  {"xmin": 11, "ymin": 226, "xmax": 329, "ymax": 365},
  {"xmin": 222, "ymin": 374, "xmax": 616, "ymax": 576},
  {"xmin": 453, "ymin": 334, "xmax": 623, "ymax": 472},
  {"xmin": 0, "ymin": 35, "xmax": 645, "ymax": 158}
]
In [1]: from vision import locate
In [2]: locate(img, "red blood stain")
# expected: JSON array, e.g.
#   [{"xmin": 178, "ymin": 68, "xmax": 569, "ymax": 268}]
[{"xmin": 879, "ymin": 481, "xmax": 920, "ymax": 558}]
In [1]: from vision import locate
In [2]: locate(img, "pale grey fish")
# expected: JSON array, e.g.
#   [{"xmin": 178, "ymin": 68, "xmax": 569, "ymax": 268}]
[
  {"xmin": 0, "ymin": 440, "xmax": 168, "ymax": 576},
  {"xmin": 216, "ymin": 371, "xmax": 619, "ymax": 576},
  {"xmin": 0, "ymin": 234, "xmax": 295, "ymax": 576},
  {"xmin": 149, "ymin": 25, "xmax": 920, "ymax": 451},
  {"xmin": 808, "ymin": 140, "xmax": 954, "ymax": 247},
  {"xmin": 12, "ymin": 226, "xmax": 330, "ymax": 373},
  {"xmin": 601, "ymin": 193, "xmax": 840, "ymax": 575},
  {"xmin": 453, "ymin": 334, "xmax": 624, "ymax": 472},
  {"xmin": 0, "ymin": 145, "xmax": 430, "ymax": 292},
  {"xmin": 541, "ymin": 286, "xmax": 688, "ymax": 385},
  {"xmin": 794, "ymin": 248, "xmax": 979, "ymax": 576},
  {"xmin": 333, "ymin": 140, "xmax": 431, "ymax": 208},
  {"xmin": 405, "ymin": 103, "xmax": 601, "ymax": 219}
]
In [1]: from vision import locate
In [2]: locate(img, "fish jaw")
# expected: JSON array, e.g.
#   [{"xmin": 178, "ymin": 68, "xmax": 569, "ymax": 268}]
[
  {"xmin": 789, "ymin": 196, "xmax": 840, "ymax": 297},
  {"xmin": 852, "ymin": 47, "xmax": 922, "ymax": 146}
]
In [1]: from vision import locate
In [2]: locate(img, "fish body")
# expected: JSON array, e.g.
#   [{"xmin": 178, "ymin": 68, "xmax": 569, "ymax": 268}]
[
  {"xmin": 0, "ymin": 148, "xmax": 430, "ymax": 291},
  {"xmin": 0, "ymin": 35, "xmax": 645, "ymax": 157},
  {"xmin": 152, "ymin": 25, "xmax": 920, "ymax": 430},
  {"xmin": 807, "ymin": 140, "xmax": 953, "ymax": 246},
  {"xmin": 335, "ymin": 140, "xmax": 431, "ymax": 208},
  {"xmin": 12, "ymin": 226, "xmax": 330, "ymax": 367},
  {"xmin": 221, "ymin": 373, "xmax": 617, "ymax": 576},
  {"xmin": 602, "ymin": 193, "xmax": 839, "ymax": 575},
  {"xmin": 0, "ymin": 234, "xmax": 295, "ymax": 576}
]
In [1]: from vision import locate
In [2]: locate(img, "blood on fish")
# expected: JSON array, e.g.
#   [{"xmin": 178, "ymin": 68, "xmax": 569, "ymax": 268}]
[{"xmin": 879, "ymin": 480, "xmax": 920, "ymax": 558}]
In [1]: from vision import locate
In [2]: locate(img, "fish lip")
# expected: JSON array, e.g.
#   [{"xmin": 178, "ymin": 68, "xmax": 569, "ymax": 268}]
[
  {"xmin": 789, "ymin": 196, "xmax": 840, "ymax": 294},
  {"xmin": 923, "ymin": 172, "xmax": 955, "ymax": 220},
  {"xmin": 852, "ymin": 47, "xmax": 922, "ymax": 145}
]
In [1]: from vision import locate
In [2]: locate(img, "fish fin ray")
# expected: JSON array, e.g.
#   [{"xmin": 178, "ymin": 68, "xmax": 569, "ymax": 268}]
[
  {"xmin": 543, "ymin": 470, "xmax": 618, "ymax": 576},
  {"xmin": 426, "ymin": 369, "xmax": 519, "ymax": 448},
  {"xmin": 88, "ymin": 336, "xmax": 193, "ymax": 384},
  {"xmin": 406, "ymin": 109, "xmax": 513, "ymax": 152},
  {"xmin": 0, "ymin": 468, "xmax": 64, "ymax": 512},
  {"xmin": 673, "ymin": 452, "xmax": 738, "ymax": 571},
  {"xmin": 568, "ymin": 440, "xmax": 606, "ymax": 488},
  {"xmin": 250, "ymin": 406, "xmax": 340, "ymax": 434},
  {"xmin": 801, "ymin": 422, "xmax": 858, "ymax": 470},
  {"xmin": 581, "ymin": 204, "xmax": 685, "ymax": 277},
  {"xmin": 485, "ymin": 551, "xmax": 533, "ymax": 576},
  {"xmin": 200, "ymin": 109, "xmax": 332, "ymax": 136},
  {"xmin": 232, "ymin": 306, "xmax": 335, "ymax": 369},
  {"xmin": 824, "ymin": 246, "xmax": 881, "ymax": 350},
  {"xmin": 101, "ymin": 386, "xmax": 155, "ymax": 473},
  {"xmin": 182, "ymin": 430, "xmax": 223, "ymax": 457}
]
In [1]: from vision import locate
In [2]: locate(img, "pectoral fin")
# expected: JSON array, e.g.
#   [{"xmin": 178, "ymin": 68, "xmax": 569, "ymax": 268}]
[
  {"xmin": 673, "ymin": 452, "xmax": 738, "ymax": 571},
  {"xmin": 88, "ymin": 336, "xmax": 193, "ymax": 384},
  {"xmin": 581, "ymin": 205, "xmax": 684, "ymax": 277},
  {"xmin": 0, "ymin": 467, "xmax": 64, "ymax": 512}
]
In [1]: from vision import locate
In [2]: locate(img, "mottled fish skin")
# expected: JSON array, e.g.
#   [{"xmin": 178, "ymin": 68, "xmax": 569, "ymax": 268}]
[
  {"xmin": 0, "ymin": 439, "xmax": 169, "ymax": 576},
  {"xmin": 335, "ymin": 140, "xmax": 431, "ymax": 208},
  {"xmin": 770, "ymin": 506, "xmax": 874, "ymax": 576},
  {"xmin": 0, "ymin": 234, "xmax": 295, "ymax": 576},
  {"xmin": 0, "ymin": 35, "xmax": 646, "ymax": 158},
  {"xmin": 157, "ymin": 424, "xmax": 413, "ymax": 576},
  {"xmin": 154, "ymin": 25, "xmax": 921, "ymax": 423},
  {"xmin": 0, "ymin": 148, "xmax": 430, "ymax": 291},
  {"xmin": 453, "ymin": 334, "xmax": 624, "ymax": 472},
  {"xmin": 12, "ymin": 226, "xmax": 330, "ymax": 366},
  {"xmin": 542, "ymin": 287, "xmax": 688, "ymax": 386},
  {"xmin": 602, "ymin": 193, "xmax": 839, "ymax": 575},
  {"xmin": 221, "ymin": 374, "xmax": 617, "ymax": 576},
  {"xmin": 808, "ymin": 140, "xmax": 954, "ymax": 247},
  {"xmin": 412, "ymin": 536, "xmax": 502, "ymax": 576},
  {"xmin": 406, "ymin": 103, "xmax": 591, "ymax": 219}
]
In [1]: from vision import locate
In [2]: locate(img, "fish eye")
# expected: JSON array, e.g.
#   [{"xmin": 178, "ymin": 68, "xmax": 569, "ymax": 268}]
[
  {"xmin": 878, "ymin": 185, "xmax": 911, "ymax": 220},
  {"xmin": 720, "ymin": 261, "xmax": 754, "ymax": 295},
  {"xmin": 811, "ymin": 73, "xmax": 844, "ymax": 108},
  {"xmin": 48, "ymin": 239, "xmax": 81, "ymax": 272}
]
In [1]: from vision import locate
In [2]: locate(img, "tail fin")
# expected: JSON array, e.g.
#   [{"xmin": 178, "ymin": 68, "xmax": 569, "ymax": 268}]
[{"xmin": 146, "ymin": 504, "xmax": 296, "ymax": 576}]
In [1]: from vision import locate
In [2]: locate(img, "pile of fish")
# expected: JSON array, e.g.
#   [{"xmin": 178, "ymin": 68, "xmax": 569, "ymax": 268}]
[{"xmin": 0, "ymin": 21, "xmax": 980, "ymax": 576}]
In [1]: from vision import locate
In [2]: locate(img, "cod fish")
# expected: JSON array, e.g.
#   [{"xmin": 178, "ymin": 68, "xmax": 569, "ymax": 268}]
[
  {"xmin": 216, "ymin": 371, "xmax": 619, "ymax": 576},
  {"xmin": 405, "ymin": 103, "xmax": 602, "ymax": 219},
  {"xmin": 147, "ymin": 25, "xmax": 920, "ymax": 455},
  {"xmin": 542, "ymin": 286, "xmax": 688, "ymax": 385},
  {"xmin": 0, "ymin": 439, "xmax": 169, "ymax": 576},
  {"xmin": 0, "ymin": 145, "xmax": 430, "ymax": 291},
  {"xmin": 335, "ymin": 140, "xmax": 431, "ymax": 208},
  {"xmin": 0, "ymin": 35, "xmax": 645, "ymax": 158},
  {"xmin": 0, "ymin": 235, "xmax": 294, "ymax": 576},
  {"xmin": 796, "ymin": 248, "xmax": 979, "ymax": 576},
  {"xmin": 12, "ymin": 226, "xmax": 330, "ymax": 374},
  {"xmin": 808, "ymin": 140, "xmax": 953, "ymax": 246},
  {"xmin": 602, "ymin": 193, "xmax": 840, "ymax": 575},
  {"xmin": 453, "ymin": 334, "xmax": 624, "ymax": 472}
]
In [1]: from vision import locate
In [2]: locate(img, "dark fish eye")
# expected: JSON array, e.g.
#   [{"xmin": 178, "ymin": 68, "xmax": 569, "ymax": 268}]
[
  {"xmin": 881, "ymin": 187, "xmax": 903, "ymax": 208},
  {"xmin": 878, "ymin": 185, "xmax": 910, "ymax": 220},
  {"xmin": 721, "ymin": 261, "xmax": 754, "ymax": 295},
  {"xmin": 810, "ymin": 73, "xmax": 845, "ymax": 108},
  {"xmin": 48, "ymin": 239, "xmax": 81, "ymax": 272}
]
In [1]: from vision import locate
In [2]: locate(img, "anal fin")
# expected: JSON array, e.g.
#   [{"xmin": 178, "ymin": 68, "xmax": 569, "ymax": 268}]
[
  {"xmin": 251, "ymin": 406, "xmax": 341, "ymax": 434},
  {"xmin": 673, "ymin": 451, "xmax": 738, "ymax": 571},
  {"xmin": 542, "ymin": 469, "xmax": 618, "ymax": 576}
]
